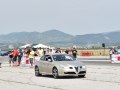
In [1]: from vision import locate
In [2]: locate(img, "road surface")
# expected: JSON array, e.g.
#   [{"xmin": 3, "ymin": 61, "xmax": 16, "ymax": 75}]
[{"xmin": 0, "ymin": 56, "xmax": 120, "ymax": 90}]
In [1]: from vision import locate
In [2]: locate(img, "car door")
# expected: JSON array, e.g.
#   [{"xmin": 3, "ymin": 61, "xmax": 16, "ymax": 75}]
[
  {"xmin": 44, "ymin": 55, "xmax": 53, "ymax": 74},
  {"xmin": 39, "ymin": 55, "xmax": 46, "ymax": 73},
  {"xmin": 40, "ymin": 55, "xmax": 52, "ymax": 74}
]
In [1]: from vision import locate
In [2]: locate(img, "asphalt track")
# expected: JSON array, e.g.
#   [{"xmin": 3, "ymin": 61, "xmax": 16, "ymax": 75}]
[
  {"xmin": 1, "ymin": 56, "xmax": 120, "ymax": 90},
  {"xmin": 78, "ymin": 58, "xmax": 120, "ymax": 66}
]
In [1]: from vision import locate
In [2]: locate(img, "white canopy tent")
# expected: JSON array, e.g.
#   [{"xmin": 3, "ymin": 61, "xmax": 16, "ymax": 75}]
[
  {"xmin": 33, "ymin": 43, "xmax": 49, "ymax": 48},
  {"xmin": 20, "ymin": 44, "xmax": 31, "ymax": 48}
]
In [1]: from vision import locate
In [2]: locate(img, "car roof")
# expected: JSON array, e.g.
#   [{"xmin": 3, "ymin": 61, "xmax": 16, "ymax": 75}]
[{"xmin": 45, "ymin": 53, "xmax": 66, "ymax": 56}]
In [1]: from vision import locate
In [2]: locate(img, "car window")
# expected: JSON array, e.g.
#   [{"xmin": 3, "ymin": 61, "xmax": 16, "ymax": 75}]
[
  {"xmin": 52, "ymin": 55, "xmax": 63, "ymax": 61},
  {"xmin": 45, "ymin": 55, "xmax": 52, "ymax": 61},
  {"xmin": 40, "ymin": 55, "xmax": 45, "ymax": 61},
  {"xmin": 65, "ymin": 55, "xmax": 76, "ymax": 61},
  {"xmin": 52, "ymin": 54, "xmax": 74, "ymax": 61}
]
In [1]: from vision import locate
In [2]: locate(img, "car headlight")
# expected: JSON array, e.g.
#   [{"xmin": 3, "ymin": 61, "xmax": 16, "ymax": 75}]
[
  {"xmin": 82, "ymin": 66, "xmax": 86, "ymax": 69},
  {"xmin": 60, "ymin": 65, "xmax": 69, "ymax": 69},
  {"xmin": 64, "ymin": 67, "xmax": 74, "ymax": 69},
  {"xmin": 62, "ymin": 66, "xmax": 69, "ymax": 69}
]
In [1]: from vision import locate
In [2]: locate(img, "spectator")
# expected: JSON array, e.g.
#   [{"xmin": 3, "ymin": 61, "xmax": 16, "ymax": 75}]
[
  {"xmin": 29, "ymin": 48, "xmax": 35, "ymax": 67},
  {"xmin": 34, "ymin": 49, "xmax": 38, "ymax": 56},
  {"xmin": 68, "ymin": 49, "xmax": 72, "ymax": 55},
  {"xmin": 55, "ymin": 48, "xmax": 61, "ymax": 53},
  {"xmin": 65, "ymin": 48, "xmax": 69, "ymax": 54},
  {"xmin": 72, "ymin": 48, "xmax": 77, "ymax": 60},
  {"xmin": 49, "ymin": 49, "xmax": 54, "ymax": 54},
  {"xmin": 18, "ymin": 49, "xmax": 23, "ymax": 66},
  {"xmin": 46, "ymin": 48, "xmax": 50, "ymax": 53},
  {"xmin": 0, "ymin": 55, "xmax": 2, "ymax": 68},
  {"xmin": 37, "ymin": 47, "xmax": 43, "ymax": 57},
  {"xmin": 12, "ymin": 49, "xmax": 18, "ymax": 66},
  {"xmin": 109, "ymin": 48, "xmax": 114, "ymax": 60},
  {"xmin": 0, "ymin": 49, "xmax": 1, "ymax": 55},
  {"xmin": 21, "ymin": 49, "xmax": 28, "ymax": 67},
  {"xmin": 8, "ymin": 50, "xmax": 13, "ymax": 66}
]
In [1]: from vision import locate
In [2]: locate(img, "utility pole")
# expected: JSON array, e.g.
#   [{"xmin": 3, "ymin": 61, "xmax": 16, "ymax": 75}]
[{"xmin": 102, "ymin": 43, "xmax": 105, "ymax": 55}]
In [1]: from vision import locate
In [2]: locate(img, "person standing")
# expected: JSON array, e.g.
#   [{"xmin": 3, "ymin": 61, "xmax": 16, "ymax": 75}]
[
  {"xmin": 65, "ymin": 48, "xmax": 69, "ymax": 54},
  {"xmin": 37, "ymin": 47, "xmax": 43, "ymax": 57},
  {"xmin": 72, "ymin": 48, "xmax": 77, "ymax": 60},
  {"xmin": 109, "ymin": 48, "xmax": 114, "ymax": 62},
  {"xmin": 55, "ymin": 48, "xmax": 61, "ymax": 53},
  {"xmin": 18, "ymin": 49, "xmax": 23, "ymax": 66},
  {"xmin": 49, "ymin": 49, "xmax": 54, "ymax": 54},
  {"xmin": 21, "ymin": 49, "xmax": 28, "ymax": 67},
  {"xmin": 0, "ymin": 55, "xmax": 2, "ymax": 68},
  {"xmin": 29, "ymin": 48, "xmax": 35, "ymax": 67},
  {"xmin": 8, "ymin": 50, "xmax": 13, "ymax": 66},
  {"xmin": 0, "ymin": 49, "xmax": 1, "ymax": 56},
  {"xmin": 12, "ymin": 49, "xmax": 18, "ymax": 66}
]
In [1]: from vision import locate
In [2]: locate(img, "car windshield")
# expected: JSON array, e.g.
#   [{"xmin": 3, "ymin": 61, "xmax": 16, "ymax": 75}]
[{"xmin": 52, "ymin": 54, "xmax": 75, "ymax": 61}]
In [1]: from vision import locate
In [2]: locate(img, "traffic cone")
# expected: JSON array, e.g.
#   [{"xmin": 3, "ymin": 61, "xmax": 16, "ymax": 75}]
[
  {"xmin": 26, "ymin": 59, "xmax": 29, "ymax": 64},
  {"xmin": 26, "ymin": 55, "xmax": 29, "ymax": 64}
]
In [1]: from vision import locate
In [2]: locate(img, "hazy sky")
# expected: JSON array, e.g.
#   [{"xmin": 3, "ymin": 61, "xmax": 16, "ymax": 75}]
[{"xmin": 0, "ymin": 0, "xmax": 120, "ymax": 35}]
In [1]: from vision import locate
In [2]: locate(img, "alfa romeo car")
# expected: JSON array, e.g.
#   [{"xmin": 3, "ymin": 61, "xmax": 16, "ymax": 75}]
[{"xmin": 35, "ymin": 53, "xmax": 86, "ymax": 79}]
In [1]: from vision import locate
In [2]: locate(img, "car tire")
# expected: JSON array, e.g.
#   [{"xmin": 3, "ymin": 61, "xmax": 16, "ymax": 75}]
[
  {"xmin": 52, "ymin": 67, "xmax": 59, "ymax": 79},
  {"xmin": 35, "ymin": 66, "xmax": 41, "ymax": 77},
  {"xmin": 78, "ymin": 75, "xmax": 85, "ymax": 78}
]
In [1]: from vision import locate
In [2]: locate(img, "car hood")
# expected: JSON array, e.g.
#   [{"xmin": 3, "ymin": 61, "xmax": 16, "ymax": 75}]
[{"xmin": 54, "ymin": 60, "xmax": 85, "ymax": 67}]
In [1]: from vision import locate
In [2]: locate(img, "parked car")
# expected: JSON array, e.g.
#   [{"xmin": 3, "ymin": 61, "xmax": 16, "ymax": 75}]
[
  {"xmin": 35, "ymin": 53, "xmax": 86, "ymax": 79},
  {"xmin": 0, "ymin": 51, "xmax": 11, "ymax": 56}
]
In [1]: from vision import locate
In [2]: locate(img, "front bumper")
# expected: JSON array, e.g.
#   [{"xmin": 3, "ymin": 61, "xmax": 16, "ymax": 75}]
[{"xmin": 58, "ymin": 66, "xmax": 86, "ymax": 76}]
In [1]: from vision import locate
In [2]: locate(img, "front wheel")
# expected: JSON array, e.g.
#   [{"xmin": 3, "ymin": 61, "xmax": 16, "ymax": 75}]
[
  {"xmin": 52, "ymin": 67, "xmax": 59, "ymax": 79},
  {"xmin": 35, "ymin": 66, "xmax": 41, "ymax": 76},
  {"xmin": 78, "ymin": 75, "xmax": 85, "ymax": 78}
]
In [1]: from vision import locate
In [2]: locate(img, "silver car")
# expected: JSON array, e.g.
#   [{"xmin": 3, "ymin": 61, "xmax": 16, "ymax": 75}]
[{"xmin": 35, "ymin": 53, "xmax": 86, "ymax": 79}]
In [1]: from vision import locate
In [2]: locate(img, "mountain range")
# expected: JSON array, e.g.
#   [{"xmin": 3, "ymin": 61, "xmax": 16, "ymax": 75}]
[{"xmin": 0, "ymin": 30, "xmax": 120, "ymax": 47}]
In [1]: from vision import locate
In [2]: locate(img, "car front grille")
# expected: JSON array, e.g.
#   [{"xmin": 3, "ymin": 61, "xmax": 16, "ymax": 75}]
[
  {"xmin": 79, "ymin": 71, "xmax": 86, "ymax": 74},
  {"xmin": 75, "ymin": 67, "xmax": 78, "ymax": 72},
  {"xmin": 64, "ymin": 72, "xmax": 76, "ymax": 74}
]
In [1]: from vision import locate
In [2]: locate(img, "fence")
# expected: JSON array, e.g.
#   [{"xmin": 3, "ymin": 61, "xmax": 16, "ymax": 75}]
[{"xmin": 78, "ymin": 49, "xmax": 109, "ymax": 56}]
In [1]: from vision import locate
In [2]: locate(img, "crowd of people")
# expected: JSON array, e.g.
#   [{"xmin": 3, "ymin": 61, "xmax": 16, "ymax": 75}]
[
  {"xmin": 0, "ymin": 47, "xmax": 77, "ymax": 68},
  {"xmin": 8, "ymin": 48, "xmax": 44, "ymax": 67},
  {"xmin": 1, "ymin": 46, "xmax": 120, "ymax": 68},
  {"xmin": 109, "ymin": 48, "xmax": 120, "ymax": 60}
]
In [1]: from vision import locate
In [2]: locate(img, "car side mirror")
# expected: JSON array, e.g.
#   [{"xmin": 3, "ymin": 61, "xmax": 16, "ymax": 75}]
[{"xmin": 48, "ymin": 59, "xmax": 52, "ymax": 62}]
